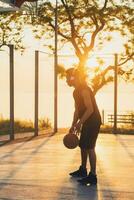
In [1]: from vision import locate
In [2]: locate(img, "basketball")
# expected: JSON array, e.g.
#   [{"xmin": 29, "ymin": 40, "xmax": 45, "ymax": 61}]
[{"xmin": 63, "ymin": 133, "xmax": 79, "ymax": 149}]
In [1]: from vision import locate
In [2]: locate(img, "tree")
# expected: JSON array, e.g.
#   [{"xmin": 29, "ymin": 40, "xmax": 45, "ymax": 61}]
[
  {"xmin": 0, "ymin": 13, "xmax": 28, "ymax": 51},
  {"xmin": 32, "ymin": 0, "xmax": 134, "ymax": 94}
]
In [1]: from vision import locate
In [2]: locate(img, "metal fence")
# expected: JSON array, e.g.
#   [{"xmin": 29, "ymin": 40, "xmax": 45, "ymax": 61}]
[{"xmin": 0, "ymin": 45, "xmax": 54, "ymax": 140}]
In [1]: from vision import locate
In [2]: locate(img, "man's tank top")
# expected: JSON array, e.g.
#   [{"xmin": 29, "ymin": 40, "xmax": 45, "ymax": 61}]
[{"xmin": 73, "ymin": 84, "xmax": 102, "ymax": 126}]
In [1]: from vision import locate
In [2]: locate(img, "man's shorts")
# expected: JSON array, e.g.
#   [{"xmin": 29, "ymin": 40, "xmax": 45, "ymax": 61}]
[{"xmin": 79, "ymin": 122, "xmax": 100, "ymax": 149}]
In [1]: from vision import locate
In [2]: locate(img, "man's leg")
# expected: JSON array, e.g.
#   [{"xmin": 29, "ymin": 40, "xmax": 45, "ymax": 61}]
[
  {"xmin": 69, "ymin": 148, "xmax": 87, "ymax": 177},
  {"xmin": 81, "ymin": 148, "xmax": 88, "ymax": 169},
  {"xmin": 77, "ymin": 148, "xmax": 97, "ymax": 184},
  {"xmin": 88, "ymin": 148, "xmax": 97, "ymax": 175}
]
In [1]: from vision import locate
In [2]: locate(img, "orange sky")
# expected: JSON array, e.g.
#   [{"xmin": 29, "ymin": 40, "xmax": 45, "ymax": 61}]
[{"xmin": 0, "ymin": 26, "xmax": 134, "ymax": 127}]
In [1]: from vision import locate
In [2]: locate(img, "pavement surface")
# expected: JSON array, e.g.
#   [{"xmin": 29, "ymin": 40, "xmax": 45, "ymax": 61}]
[{"xmin": 0, "ymin": 133, "xmax": 134, "ymax": 200}]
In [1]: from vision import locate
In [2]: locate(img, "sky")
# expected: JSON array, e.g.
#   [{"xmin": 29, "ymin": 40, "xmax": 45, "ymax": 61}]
[{"xmin": 0, "ymin": 41, "xmax": 134, "ymax": 127}]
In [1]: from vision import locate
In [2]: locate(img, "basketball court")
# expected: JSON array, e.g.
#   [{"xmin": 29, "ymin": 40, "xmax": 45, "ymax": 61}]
[
  {"xmin": 0, "ymin": 2, "xmax": 134, "ymax": 199},
  {"xmin": 0, "ymin": 132, "xmax": 133, "ymax": 199}
]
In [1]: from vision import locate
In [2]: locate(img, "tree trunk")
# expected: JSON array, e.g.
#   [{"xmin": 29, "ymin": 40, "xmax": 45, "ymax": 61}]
[{"xmin": 78, "ymin": 55, "xmax": 88, "ymax": 69}]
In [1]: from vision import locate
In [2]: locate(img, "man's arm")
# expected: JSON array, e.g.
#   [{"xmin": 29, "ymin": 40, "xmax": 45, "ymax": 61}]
[
  {"xmin": 79, "ymin": 89, "xmax": 94, "ymax": 124},
  {"xmin": 72, "ymin": 103, "xmax": 79, "ymax": 126},
  {"xmin": 69, "ymin": 103, "xmax": 79, "ymax": 133},
  {"xmin": 75, "ymin": 89, "xmax": 94, "ymax": 133}
]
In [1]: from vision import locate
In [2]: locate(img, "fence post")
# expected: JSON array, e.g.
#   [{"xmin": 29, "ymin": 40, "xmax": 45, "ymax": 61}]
[
  {"xmin": 9, "ymin": 44, "xmax": 14, "ymax": 140},
  {"xmin": 102, "ymin": 109, "xmax": 105, "ymax": 125},
  {"xmin": 113, "ymin": 54, "xmax": 118, "ymax": 134},
  {"xmin": 54, "ymin": 0, "xmax": 58, "ymax": 133},
  {"xmin": 34, "ymin": 50, "xmax": 39, "ymax": 136}
]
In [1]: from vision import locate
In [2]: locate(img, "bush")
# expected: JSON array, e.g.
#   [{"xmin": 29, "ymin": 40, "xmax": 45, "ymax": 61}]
[
  {"xmin": 0, "ymin": 116, "xmax": 52, "ymax": 135},
  {"xmin": 100, "ymin": 124, "xmax": 134, "ymax": 134},
  {"xmin": 39, "ymin": 118, "xmax": 52, "ymax": 130}
]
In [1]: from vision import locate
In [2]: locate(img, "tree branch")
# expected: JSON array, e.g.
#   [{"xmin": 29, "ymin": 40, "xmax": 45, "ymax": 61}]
[
  {"xmin": 61, "ymin": 0, "xmax": 82, "ymax": 58},
  {"xmin": 118, "ymin": 53, "xmax": 134, "ymax": 66},
  {"xmin": 92, "ymin": 65, "xmax": 114, "ymax": 95},
  {"xmin": 92, "ymin": 53, "xmax": 134, "ymax": 94},
  {"xmin": 61, "ymin": 0, "xmax": 75, "ymax": 36},
  {"xmin": 101, "ymin": 0, "xmax": 109, "ymax": 12},
  {"xmin": 83, "ymin": 1, "xmax": 108, "ymax": 54},
  {"xmin": 87, "ymin": 21, "xmax": 105, "ymax": 52},
  {"xmin": 48, "ymin": 21, "xmax": 71, "ymax": 40}
]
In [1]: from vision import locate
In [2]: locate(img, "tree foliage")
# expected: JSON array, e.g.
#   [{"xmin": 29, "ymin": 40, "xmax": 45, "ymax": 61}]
[
  {"xmin": 0, "ymin": 13, "xmax": 28, "ymax": 51},
  {"xmin": 32, "ymin": 0, "xmax": 134, "ymax": 93},
  {"xmin": 0, "ymin": 0, "xmax": 133, "ymax": 93}
]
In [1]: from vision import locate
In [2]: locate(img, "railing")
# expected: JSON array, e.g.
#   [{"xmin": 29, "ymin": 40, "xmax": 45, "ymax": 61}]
[{"xmin": 108, "ymin": 114, "xmax": 134, "ymax": 125}]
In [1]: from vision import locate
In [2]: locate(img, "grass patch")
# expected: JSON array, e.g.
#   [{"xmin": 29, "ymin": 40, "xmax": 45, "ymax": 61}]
[
  {"xmin": 100, "ymin": 124, "xmax": 134, "ymax": 134},
  {"xmin": 0, "ymin": 117, "xmax": 52, "ymax": 135}
]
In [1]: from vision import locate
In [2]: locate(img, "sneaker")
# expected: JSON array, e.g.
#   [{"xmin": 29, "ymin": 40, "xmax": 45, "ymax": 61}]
[
  {"xmin": 78, "ymin": 172, "xmax": 97, "ymax": 185},
  {"xmin": 69, "ymin": 166, "xmax": 87, "ymax": 178}
]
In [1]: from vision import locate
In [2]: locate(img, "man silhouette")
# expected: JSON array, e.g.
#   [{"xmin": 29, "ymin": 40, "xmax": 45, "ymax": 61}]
[{"xmin": 66, "ymin": 68, "xmax": 101, "ymax": 185}]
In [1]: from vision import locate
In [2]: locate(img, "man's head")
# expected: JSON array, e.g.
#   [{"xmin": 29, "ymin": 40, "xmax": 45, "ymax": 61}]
[
  {"xmin": 66, "ymin": 67, "xmax": 87, "ymax": 87},
  {"xmin": 66, "ymin": 68, "xmax": 75, "ymax": 87}
]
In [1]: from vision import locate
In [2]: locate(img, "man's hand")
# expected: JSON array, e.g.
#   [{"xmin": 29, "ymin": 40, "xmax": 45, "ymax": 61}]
[
  {"xmin": 69, "ymin": 126, "xmax": 75, "ymax": 134},
  {"xmin": 74, "ymin": 121, "xmax": 82, "ymax": 136}
]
